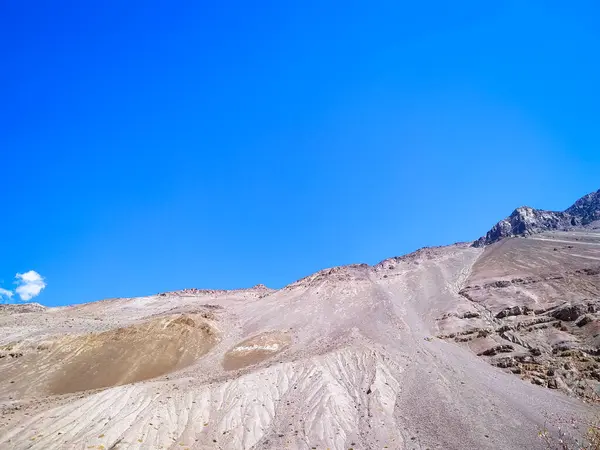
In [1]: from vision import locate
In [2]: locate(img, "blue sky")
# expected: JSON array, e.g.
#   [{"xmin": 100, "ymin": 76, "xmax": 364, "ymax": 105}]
[{"xmin": 1, "ymin": 1, "xmax": 599, "ymax": 306}]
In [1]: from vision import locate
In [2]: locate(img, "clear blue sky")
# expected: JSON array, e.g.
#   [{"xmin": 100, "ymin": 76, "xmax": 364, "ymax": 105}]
[{"xmin": 1, "ymin": 1, "xmax": 599, "ymax": 306}]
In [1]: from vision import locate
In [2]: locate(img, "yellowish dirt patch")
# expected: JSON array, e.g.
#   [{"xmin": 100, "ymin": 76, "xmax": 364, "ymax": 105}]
[
  {"xmin": 47, "ymin": 314, "xmax": 218, "ymax": 394},
  {"xmin": 223, "ymin": 331, "xmax": 291, "ymax": 370}
]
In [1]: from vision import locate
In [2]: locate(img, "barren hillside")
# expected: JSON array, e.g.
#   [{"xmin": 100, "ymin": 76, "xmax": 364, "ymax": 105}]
[{"xmin": 1, "ymin": 191, "xmax": 600, "ymax": 449}]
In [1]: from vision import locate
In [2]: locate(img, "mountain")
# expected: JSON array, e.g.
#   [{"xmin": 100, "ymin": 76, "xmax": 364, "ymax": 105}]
[
  {"xmin": 1, "ymin": 191, "xmax": 600, "ymax": 450},
  {"xmin": 565, "ymin": 189, "xmax": 600, "ymax": 225},
  {"xmin": 474, "ymin": 188, "xmax": 600, "ymax": 247}
]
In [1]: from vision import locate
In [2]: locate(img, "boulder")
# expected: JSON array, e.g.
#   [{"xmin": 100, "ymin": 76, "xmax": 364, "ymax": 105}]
[
  {"xmin": 551, "ymin": 304, "xmax": 585, "ymax": 322},
  {"xmin": 496, "ymin": 306, "xmax": 530, "ymax": 319},
  {"xmin": 478, "ymin": 345, "xmax": 514, "ymax": 356},
  {"xmin": 575, "ymin": 315, "xmax": 593, "ymax": 327},
  {"xmin": 493, "ymin": 356, "xmax": 516, "ymax": 368}
]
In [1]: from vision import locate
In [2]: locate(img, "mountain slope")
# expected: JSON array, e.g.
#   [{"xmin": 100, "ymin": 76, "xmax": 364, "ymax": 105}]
[{"xmin": 1, "ymin": 192, "xmax": 600, "ymax": 449}]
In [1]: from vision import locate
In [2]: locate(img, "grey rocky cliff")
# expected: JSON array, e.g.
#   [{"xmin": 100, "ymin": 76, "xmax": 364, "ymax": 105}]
[
  {"xmin": 474, "ymin": 189, "xmax": 600, "ymax": 247},
  {"xmin": 565, "ymin": 188, "xmax": 600, "ymax": 225}
]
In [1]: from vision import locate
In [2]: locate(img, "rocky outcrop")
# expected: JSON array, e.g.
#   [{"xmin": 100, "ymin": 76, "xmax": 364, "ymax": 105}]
[
  {"xmin": 565, "ymin": 189, "xmax": 600, "ymax": 225},
  {"xmin": 474, "ymin": 189, "xmax": 600, "ymax": 247},
  {"xmin": 495, "ymin": 305, "xmax": 531, "ymax": 319},
  {"xmin": 439, "ymin": 295, "xmax": 600, "ymax": 401},
  {"xmin": 551, "ymin": 304, "xmax": 586, "ymax": 322},
  {"xmin": 473, "ymin": 207, "xmax": 579, "ymax": 247}
]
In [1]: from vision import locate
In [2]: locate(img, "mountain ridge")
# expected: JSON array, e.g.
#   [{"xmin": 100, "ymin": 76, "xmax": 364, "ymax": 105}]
[{"xmin": 474, "ymin": 188, "xmax": 600, "ymax": 247}]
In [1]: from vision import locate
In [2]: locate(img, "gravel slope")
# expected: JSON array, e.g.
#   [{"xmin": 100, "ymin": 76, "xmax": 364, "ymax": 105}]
[{"xmin": 0, "ymin": 241, "xmax": 597, "ymax": 449}]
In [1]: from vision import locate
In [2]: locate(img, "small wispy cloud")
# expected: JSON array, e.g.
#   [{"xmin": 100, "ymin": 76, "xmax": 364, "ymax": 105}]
[
  {"xmin": 15, "ymin": 271, "xmax": 47, "ymax": 301},
  {"xmin": 0, "ymin": 287, "xmax": 14, "ymax": 302}
]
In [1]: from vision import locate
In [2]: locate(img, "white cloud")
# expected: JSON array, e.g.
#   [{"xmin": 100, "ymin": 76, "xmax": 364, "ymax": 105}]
[
  {"xmin": 0, "ymin": 287, "xmax": 14, "ymax": 301},
  {"xmin": 15, "ymin": 270, "xmax": 46, "ymax": 301}
]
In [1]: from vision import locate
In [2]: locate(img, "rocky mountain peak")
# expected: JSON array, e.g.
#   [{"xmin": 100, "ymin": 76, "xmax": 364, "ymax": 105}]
[
  {"xmin": 565, "ymin": 189, "xmax": 600, "ymax": 225},
  {"xmin": 474, "ymin": 189, "xmax": 600, "ymax": 247}
]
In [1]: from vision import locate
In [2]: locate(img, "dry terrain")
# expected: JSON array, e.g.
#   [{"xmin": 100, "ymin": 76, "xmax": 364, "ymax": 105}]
[
  {"xmin": 2, "ymin": 188, "xmax": 600, "ymax": 449},
  {"xmin": 1, "ymin": 231, "xmax": 599, "ymax": 449}
]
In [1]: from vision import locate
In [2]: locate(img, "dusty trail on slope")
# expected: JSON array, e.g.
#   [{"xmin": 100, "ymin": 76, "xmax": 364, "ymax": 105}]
[{"xmin": 0, "ymin": 241, "xmax": 596, "ymax": 449}]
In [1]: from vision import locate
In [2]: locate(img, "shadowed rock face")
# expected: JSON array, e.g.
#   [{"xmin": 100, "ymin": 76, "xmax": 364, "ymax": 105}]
[
  {"xmin": 474, "ymin": 188, "xmax": 600, "ymax": 247},
  {"xmin": 0, "ymin": 190, "xmax": 599, "ymax": 450},
  {"xmin": 566, "ymin": 189, "xmax": 600, "ymax": 225}
]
